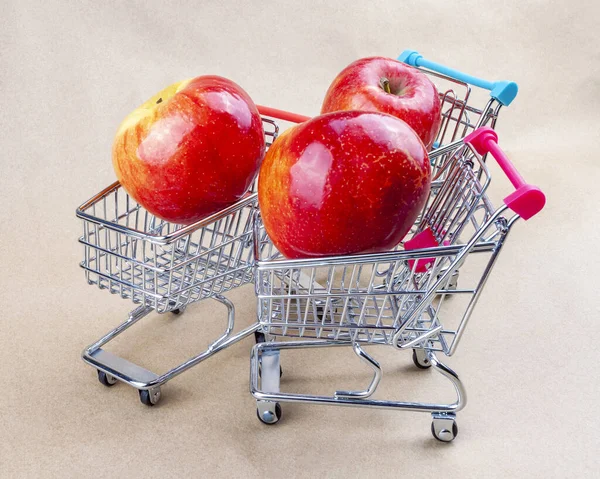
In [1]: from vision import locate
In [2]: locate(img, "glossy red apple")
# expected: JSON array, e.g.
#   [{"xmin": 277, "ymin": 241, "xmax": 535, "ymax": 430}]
[
  {"xmin": 112, "ymin": 75, "xmax": 265, "ymax": 224},
  {"xmin": 321, "ymin": 57, "xmax": 441, "ymax": 149},
  {"xmin": 258, "ymin": 111, "xmax": 431, "ymax": 259}
]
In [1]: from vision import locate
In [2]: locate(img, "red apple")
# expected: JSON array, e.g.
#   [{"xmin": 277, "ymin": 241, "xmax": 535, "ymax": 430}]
[
  {"xmin": 258, "ymin": 111, "xmax": 431, "ymax": 259},
  {"xmin": 321, "ymin": 57, "xmax": 441, "ymax": 149},
  {"xmin": 112, "ymin": 75, "xmax": 265, "ymax": 224}
]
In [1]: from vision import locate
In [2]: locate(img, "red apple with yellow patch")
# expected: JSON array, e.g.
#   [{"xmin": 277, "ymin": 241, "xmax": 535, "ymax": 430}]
[
  {"xmin": 321, "ymin": 57, "xmax": 441, "ymax": 149},
  {"xmin": 112, "ymin": 75, "xmax": 265, "ymax": 224},
  {"xmin": 258, "ymin": 110, "xmax": 431, "ymax": 259}
]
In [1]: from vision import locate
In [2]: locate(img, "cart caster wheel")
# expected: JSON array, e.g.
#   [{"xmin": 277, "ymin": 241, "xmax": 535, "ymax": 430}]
[
  {"xmin": 431, "ymin": 416, "xmax": 458, "ymax": 442},
  {"xmin": 139, "ymin": 387, "xmax": 161, "ymax": 406},
  {"xmin": 97, "ymin": 370, "xmax": 117, "ymax": 387},
  {"xmin": 254, "ymin": 331, "xmax": 266, "ymax": 343},
  {"xmin": 256, "ymin": 402, "xmax": 282, "ymax": 425},
  {"xmin": 412, "ymin": 349, "xmax": 431, "ymax": 369},
  {"xmin": 172, "ymin": 307, "xmax": 185, "ymax": 315}
]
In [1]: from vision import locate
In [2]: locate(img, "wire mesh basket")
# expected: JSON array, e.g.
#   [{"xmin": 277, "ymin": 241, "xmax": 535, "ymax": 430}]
[
  {"xmin": 77, "ymin": 118, "xmax": 278, "ymax": 314},
  {"xmin": 253, "ymin": 134, "xmax": 518, "ymax": 356},
  {"xmin": 76, "ymin": 117, "xmax": 279, "ymax": 405}
]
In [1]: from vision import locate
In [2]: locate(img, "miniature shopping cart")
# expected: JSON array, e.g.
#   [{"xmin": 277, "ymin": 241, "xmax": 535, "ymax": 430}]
[
  {"xmin": 250, "ymin": 126, "xmax": 545, "ymax": 442},
  {"xmin": 76, "ymin": 118, "xmax": 278, "ymax": 406}
]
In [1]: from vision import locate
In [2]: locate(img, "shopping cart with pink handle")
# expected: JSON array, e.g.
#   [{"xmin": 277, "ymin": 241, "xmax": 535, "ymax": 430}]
[{"xmin": 250, "ymin": 123, "xmax": 544, "ymax": 442}]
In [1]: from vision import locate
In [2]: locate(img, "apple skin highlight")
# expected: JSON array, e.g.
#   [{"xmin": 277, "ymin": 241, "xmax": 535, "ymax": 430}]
[
  {"xmin": 321, "ymin": 57, "xmax": 442, "ymax": 149},
  {"xmin": 112, "ymin": 75, "xmax": 265, "ymax": 225},
  {"xmin": 258, "ymin": 110, "xmax": 431, "ymax": 259}
]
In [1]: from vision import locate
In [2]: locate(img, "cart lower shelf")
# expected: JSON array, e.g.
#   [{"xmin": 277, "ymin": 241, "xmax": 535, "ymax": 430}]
[
  {"xmin": 82, "ymin": 295, "xmax": 259, "ymax": 406},
  {"xmin": 250, "ymin": 340, "xmax": 465, "ymax": 442}
]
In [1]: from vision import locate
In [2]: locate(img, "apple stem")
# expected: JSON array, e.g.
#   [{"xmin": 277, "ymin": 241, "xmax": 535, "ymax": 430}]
[
  {"xmin": 380, "ymin": 78, "xmax": 391, "ymax": 94},
  {"xmin": 156, "ymin": 97, "xmax": 163, "ymax": 104}
]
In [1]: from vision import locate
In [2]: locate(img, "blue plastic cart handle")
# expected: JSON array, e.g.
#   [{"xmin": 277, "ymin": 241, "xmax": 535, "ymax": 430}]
[{"xmin": 398, "ymin": 49, "xmax": 518, "ymax": 107}]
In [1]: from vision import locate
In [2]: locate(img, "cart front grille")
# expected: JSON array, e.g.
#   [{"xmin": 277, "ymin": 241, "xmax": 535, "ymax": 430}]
[
  {"xmin": 76, "ymin": 119, "xmax": 278, "ymax": 312},
  {"xmin": 255, "ymin": 142, "xmax": 507, "ymax": 355},
  {"xmin": 79, "ymin": 188, "xmax": 257, "ymax": 312}
]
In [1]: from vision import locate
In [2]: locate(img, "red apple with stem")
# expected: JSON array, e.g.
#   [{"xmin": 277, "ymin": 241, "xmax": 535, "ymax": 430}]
[
  {"xmin": 112, "ymin": 75, "xmax": 265, "ymax": 225},
  {"xmin": 258, "ymin": 110, "xmax": 431, "ymax": 259},
  {"xmin": 321, "ymin": 57, "xmax": 442, "ymax": 149}
]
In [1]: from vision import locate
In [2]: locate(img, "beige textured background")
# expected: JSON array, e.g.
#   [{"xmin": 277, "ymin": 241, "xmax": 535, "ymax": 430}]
[{"xmin": 1, "ymin": 0, "xmax": 598, "ymax": 477}]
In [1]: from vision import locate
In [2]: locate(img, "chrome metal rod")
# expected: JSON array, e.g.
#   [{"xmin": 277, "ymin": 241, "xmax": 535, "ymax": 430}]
[
  {"xmin": 335, "ymin": 343, "xmax": 382, "ymax": 399},
  {"xmin": 84, "ymin": 305, "xmax": 153, "ymax": 354},
  {"xmin": 151, "ymin": 298, "xmax": 257, "ymax": 385},
  {"xmin": 448, "ymin": 220, "xmax": 510, "ymax": 355},
  {"xmin": 77, "ymin": 184, "xmax": 258, "ymax": 246},
  {"xmin": 83, "ymin": 299, "xmax": 259, "ymax": 390},
  {"xmin": 393, "ymin": 206, "xmax": 510, "ymax": 348},
  {"xmin": 205, "ymin": 294, "xmax": 235, "ymax": 352},
  {"xmin": 150, "ymin": 322, "xmax": 260, "ymax": 386},
  {"xmin": 427, "ymin": 350, "xmax": 467, "ymax": 410},
  {"xmin": 250, "ymin": 341, "xmax": 466, "ymax": 414}
]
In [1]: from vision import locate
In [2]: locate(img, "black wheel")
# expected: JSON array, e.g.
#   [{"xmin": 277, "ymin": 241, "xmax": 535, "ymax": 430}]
[
  {"xmin": 412, "ymin": 349, "xmax": 432, "ymax": 369},
  {"xmin": 97, "ymin": 370, "xmax": 117, "ymax": 387},
  {"xmin": 431, "ymin": 420, "xmax": 458, "ymax": 442},
  {"xmin": 172, "ymin": 308, "xmax": 184, "ymax": 315},
  {"xmin": 256, "ymin": 403, "xmax": 282, "ymax": 425},
  {"xmin": 139, "ymin": 388, "xmax": 161, "ymax": 406}
]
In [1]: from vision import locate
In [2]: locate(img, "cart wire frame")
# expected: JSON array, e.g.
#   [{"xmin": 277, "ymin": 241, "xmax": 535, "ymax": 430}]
[
  {"xmin": 75, "ymin": 118, "xmax": 278, "ymax": 405},
  {"xmin": 250, "ymin": 110, "xmax": 543, "ymax": 440},
  {"xmin": 253, "ymin": 140, "xmax": 508, "ymax": 355}
]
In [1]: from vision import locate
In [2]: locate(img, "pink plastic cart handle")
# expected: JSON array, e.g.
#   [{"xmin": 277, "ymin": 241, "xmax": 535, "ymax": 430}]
[
  {"xmin": 465, "ymin": 127, "xmax": 546, "ymax": 220},
  {"xmin": 257, "ymin": 105, "xmax": 311, "ymax": 124}
]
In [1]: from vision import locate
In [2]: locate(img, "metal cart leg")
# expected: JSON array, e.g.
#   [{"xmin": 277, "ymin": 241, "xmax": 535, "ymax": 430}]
[
  {"xmin": 82, "ymin": 296, "xmax": 259, "ymax": 406},
  {"xmin": 334, "ymin": 343, "xmax": 382, "ymax": 399},
  {"xmin": 256, "ymin": 347, "xmax": 282, "ymax": 424},
  {"xmin": 250, "ymin": 341, "xmax": 466, "ymax": 441}
]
